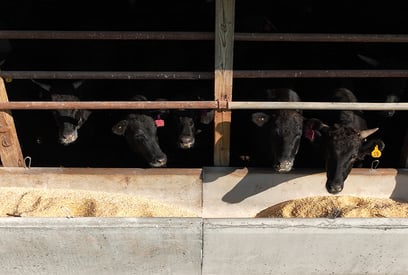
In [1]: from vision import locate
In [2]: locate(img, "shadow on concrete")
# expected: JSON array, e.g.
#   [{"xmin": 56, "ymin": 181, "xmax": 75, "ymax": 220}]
[
  {"xmin": 203, "ymin": 167, "xmax": 324, "ymax": 204},
  {"xmin": 390, "ymin": 169, "xmax": 408, "ymax": 201}
]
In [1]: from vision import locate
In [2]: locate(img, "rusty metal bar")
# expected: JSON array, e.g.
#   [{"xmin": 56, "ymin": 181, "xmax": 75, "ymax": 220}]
[
  {"xmin": 234, "ymin": 33, "xmax": 408, "ymax": 43},
  {"xmin": 3, "ymin": 70, "xmax": 408, "ymax": 80},
  {"xmin": 3, "ymin": 30, "xmax": 408, "ymax": 43},
  {"xmin": 0, "ymin": 101, "xmax": 218, "ymax": 110},
  {"xmin": 0, "ymin": 71, "xmax": 214, "ymax": 80},
  {"xmin": 0, "ymin": 30, "xmax": 214, "ymax": 41},
  {"xmin": 233, "ymin": 70, "xmax": 408, "ymax": 78},
  {"xmin": 0, "ymin": 101, "xmax": 407, "ymax": 111}
]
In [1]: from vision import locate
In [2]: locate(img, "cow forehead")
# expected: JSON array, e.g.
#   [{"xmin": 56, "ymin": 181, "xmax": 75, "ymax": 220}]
[
  {"xmin": 328, "ymin": 127, "xmax": 361, "ymax": 152},
  {"xmin": 127, "ymin": 114, "xmax": 156, "ymax": 128},
  {"xmin": 273, "ymin": 110, "xmax": 303, "ymax": 126}
]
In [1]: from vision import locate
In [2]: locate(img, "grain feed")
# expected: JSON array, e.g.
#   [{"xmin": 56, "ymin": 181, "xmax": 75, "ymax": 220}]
[
  {"xmin": 0, "ymin": 187, "xmax": 197, "ymax": 217},
  {"xmin": 256, "ymin": 196, "xmax": 408, "ymax": 218}
]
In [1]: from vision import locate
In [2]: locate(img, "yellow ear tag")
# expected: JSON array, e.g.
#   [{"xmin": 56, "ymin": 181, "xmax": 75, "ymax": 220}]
[
  {"xmin": 371, "ymin": 145, "xmax": 382, "ymax": 158},
  {"xmin": 4, "ymin": 77, "xmax": 12, "ymax": 83}
]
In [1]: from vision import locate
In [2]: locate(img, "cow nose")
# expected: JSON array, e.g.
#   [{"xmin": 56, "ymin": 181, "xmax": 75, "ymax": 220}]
[
  {"xmin": 60, "ymin": 133, "xmax": 78, "ymax": 145},
  {"xmin": 149, "ymin": 155, "xmax": 167, "ymax": 168},
  {"xmin": 179, "ymin": 135, "xmax": 195, "ymax": 149},
  {"xmin": 275, "ymin": 160, "xmax": 294, "ymax": 173},
  {"xmin": 326, "ymin": 182, "xmax": 344, "ymax": 194}
]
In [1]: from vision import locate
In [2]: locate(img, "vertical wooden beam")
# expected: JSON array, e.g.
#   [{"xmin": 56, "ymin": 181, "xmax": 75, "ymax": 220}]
[
  {"xmin": 0, "ymin": 77, "xmax": 24, "ymax": 167},
  {"xmin": 214, "ymin": 0, "xmax": 235, "ymax": 166}
]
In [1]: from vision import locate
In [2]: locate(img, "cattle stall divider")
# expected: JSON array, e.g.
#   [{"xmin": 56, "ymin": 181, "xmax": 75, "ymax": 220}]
[{"xmin": 1, "ymin": 0, "xmax": 408, "ymax": 274}]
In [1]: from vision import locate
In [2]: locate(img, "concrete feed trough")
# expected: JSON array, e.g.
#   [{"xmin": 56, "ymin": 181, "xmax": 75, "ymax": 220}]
[{"xmin": 0, "ymin": 167, "xmax": 408, "ymax": 274}]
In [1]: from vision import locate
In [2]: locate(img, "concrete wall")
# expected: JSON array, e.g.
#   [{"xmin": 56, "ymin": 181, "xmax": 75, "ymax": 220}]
[
  {"xmin": 0, "ymin": 218, "xmax": 203, "ymax": 275},
  {"xmin": 1, "ymin": 218, "xmax": 408, "ymax": 274}
]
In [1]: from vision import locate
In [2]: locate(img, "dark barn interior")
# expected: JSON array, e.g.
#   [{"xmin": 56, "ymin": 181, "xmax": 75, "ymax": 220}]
[{"xmin": 0, "ymin": 0, "xmax": 407, "ymax": 169}]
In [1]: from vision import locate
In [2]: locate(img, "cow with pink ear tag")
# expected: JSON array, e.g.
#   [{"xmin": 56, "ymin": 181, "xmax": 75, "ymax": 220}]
[
  {"xmin": 112, "ymin": 95, "xmax": 168, "ymax": 168},
  {"xmin": 304, "ymin": 88, "xmax": 385, "ymax": 194}
]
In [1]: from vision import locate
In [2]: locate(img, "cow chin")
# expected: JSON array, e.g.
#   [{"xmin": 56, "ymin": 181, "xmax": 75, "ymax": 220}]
[{"xmin": 274, "ymin": 160, "xmax": 294, "ymax": 173}]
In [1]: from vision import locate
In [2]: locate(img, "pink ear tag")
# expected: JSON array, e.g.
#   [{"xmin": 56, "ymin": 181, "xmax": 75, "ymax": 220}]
[
  {"xmin": 304, "ymin": 128, "xmax": 315, "ymax": 142},
  {"xmin": 155, "ymin": 115, "xmax": 165, "ymax": 127}
]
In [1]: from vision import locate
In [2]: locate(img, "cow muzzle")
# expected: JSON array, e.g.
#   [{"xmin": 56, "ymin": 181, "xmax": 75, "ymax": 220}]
[
  {"xmin": 149, "ymin": 155, "xmax": 167, "ymax": 168},
  {"xmin": 274, "ymin": 160, "xmax": 294, "ymax": 173},
  {"xmin": 59, "ymin": 131, "xmax": 78, "ymax": 145},
  {"xmin": 326, "ymin": 181, "xmax": 344, "ymax": 194},
  {"xmin": 179, "ymin": 135, "xmax": 195, "ymax": 149}
]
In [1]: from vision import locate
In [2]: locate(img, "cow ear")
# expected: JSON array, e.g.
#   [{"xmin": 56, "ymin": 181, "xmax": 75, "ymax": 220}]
[
  {"xmin": 357, "ymin": 54, "xmax": 380, "ymax": 67},
  {"xmin": 32, "ymin": 79, "xmax": 52, "ymax": 92},
  {"xmin": 251, "ymin": 112, "xmax": 270, "ymax": 127},
  {"xmin": 72, "ymin": 80, "xmax": 85, "ymax": 90},
  {"xmin": 360, "ymin": 128, "xmax": 379, "ymax": 140},
  {"xmin": 112, "ymin": 120, "xmax": 128, "ymax": 136},
  {"xmin": 303, "ymin": 118, "xmax": 329, "ymax": 142},
  {"xmin": 200, "ymin": 110, "xmax": 214, "ymax": 125}
]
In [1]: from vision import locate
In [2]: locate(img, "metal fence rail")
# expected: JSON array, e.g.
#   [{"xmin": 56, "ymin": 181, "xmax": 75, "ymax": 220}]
[{"xmin": 3, "ymin": 30, "xmax": 408, "ymax": 43}]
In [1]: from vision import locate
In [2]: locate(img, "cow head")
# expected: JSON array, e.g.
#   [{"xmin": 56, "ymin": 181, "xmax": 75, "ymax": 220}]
[
  {"xmin": 112, "ymin": 96, "xmax": 167, "ymax": 168},
  {"xmin": 112, "ymin": 114, "xmax": 167, "ymax": 168},
  {"xmin": 51, "ymin": 94, "xmax": 91, "ymax": 145},
  {"xmin": 174, "ymin": 109, "xmax": 214, "ymax": 149},
  {"xmin": 252, "ymin": 109, "xmax": 303, "ymax": 172},
  {"xmin": 32, "ymin": 79, "xmax": 90, "ymax": 145},
  {"xmin": 305, "ymin": 120, "xmax": 385, "ymax": 194}
]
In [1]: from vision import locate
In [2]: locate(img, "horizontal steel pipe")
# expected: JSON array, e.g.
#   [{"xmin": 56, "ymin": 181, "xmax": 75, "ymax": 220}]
[
  {"xmin": 0, "ymin": 101, "xmax": 407, "ymax": 111},
  {"xmin": 3, "ymin": 31, "xmax": 408, "ymax": 43},
  {"xmin": 230, "ymin": 101, "xmax": 408, "ymax": 111},
  {"xmin": 234, "ymin": 33, "xmax": 408, "ymax": 43},
  {"xmin": 0, "ymin": 30, "xmax": 214, "ymax": 41},
  {"xmin": 0, "ymin": 71, "xmax": 214, "ymax": 80},
  {"xmin": 0, "ymin": 101, "xmax": 219, "ymax": 110},
  {"xmin": 233, "ymin": 70, "xmax": 408, "ymax": 78},
  {"xmin": 3, "ymin": 70, "xmax": 408, "ymax": 80}
]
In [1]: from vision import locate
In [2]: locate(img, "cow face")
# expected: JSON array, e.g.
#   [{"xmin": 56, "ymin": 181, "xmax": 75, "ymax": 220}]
[
  {"xmin": 174, "ymin": 109, "xmax": 214, "ymax": 149},
  {"xmin": 51, "ymin": 94, "xmax": 91, "ymax": 145},
  {"xmin": 252, "ymin": 109, "xmax": 303, "ymax": 172},
  {"xmin": 32, "ymin": 80, "xmax": 90, "ymax": 145},
  {"xmin": 306, "ymin": 121, "xmax": 383, "ymax": 194},
  {"xmin": 112, "ymin": 113, "xmax": 167, "ymax": 168}
]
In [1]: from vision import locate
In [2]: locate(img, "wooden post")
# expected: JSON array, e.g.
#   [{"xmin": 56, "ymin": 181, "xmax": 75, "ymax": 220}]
[
  {"xmin": 0, "ymin": 77, "xmax": 24, "ymax": 167},
  {"xmin": 214, "ymin": 0, "xmax": 235, "ymax": 166}
]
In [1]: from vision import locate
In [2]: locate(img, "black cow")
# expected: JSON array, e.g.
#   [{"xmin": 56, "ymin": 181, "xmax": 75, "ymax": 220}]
[
  {"xmin": 171, "ymin": 108, "xmax": 214, "ymax": 149},
  {"xmin": 304, "ymin": 88, "xmax": 385, "ymax": 194},
  {"xmin": 32, "ymin": 79, "xmax": 91, "ymax": 145},
  {"xmin": 250, "ymin": 88, "xmax": 304, "ymax": 172},
  {"xmin": 112, "ymin": 95, "xmax": 167, "ymax": 168}
]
